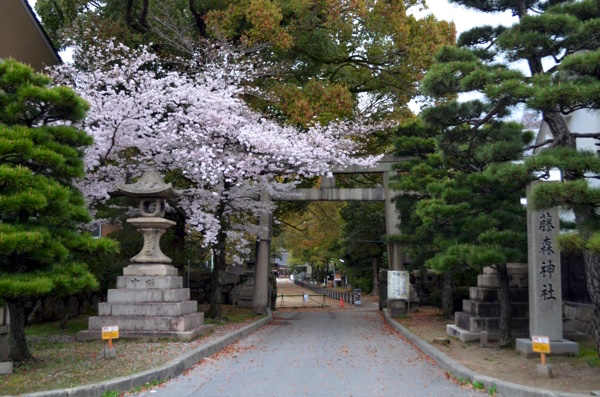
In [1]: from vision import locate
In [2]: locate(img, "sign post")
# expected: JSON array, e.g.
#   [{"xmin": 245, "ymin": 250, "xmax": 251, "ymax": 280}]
[
  {"xmin": 102, "ymin": 325, "xmax": 119, "ymax": 359},
  {"xmin": 532, "ymin": 335, "xmax": 550, "ymax": 364},
  {"xmin": 388, "ymin": 270, "xmax": 409, "ymax": 315},
  {"xmin": 532, "ymin": 335, "xmax": 553, "ymax": 377}
]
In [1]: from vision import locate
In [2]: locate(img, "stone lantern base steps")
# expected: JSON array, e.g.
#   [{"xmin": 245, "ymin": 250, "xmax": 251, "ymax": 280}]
[
  {"xmin": 77, "ymin": 268, "xmax": 210, "ymax": 341},
  {"xmin": 447, "ymin": 264, "xmax": 530, "ymax": 343}
]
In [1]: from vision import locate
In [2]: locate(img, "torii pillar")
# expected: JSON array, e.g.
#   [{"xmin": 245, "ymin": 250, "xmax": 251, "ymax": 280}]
[
  {"xmin": 253, "ymin": 191, "xmax": 272, "ymax": 315},
  {"xmin": 384, "ymin": 170, "xmax": 408, "ymax": 316}
]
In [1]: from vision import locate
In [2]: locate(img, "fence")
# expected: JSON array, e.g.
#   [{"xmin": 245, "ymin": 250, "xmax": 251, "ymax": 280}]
[
  {"xmin": 277, "ymin": 293, "xmax": 327, "ymax": 308},
  {"xmin": 294, "ymin": 280, "xmax": 355, "ymax": 304}
]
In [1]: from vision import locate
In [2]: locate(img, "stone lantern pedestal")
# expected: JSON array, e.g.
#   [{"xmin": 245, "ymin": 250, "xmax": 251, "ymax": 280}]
[{"xmin": 78, "ymin": 170, "xmax": 209, "ymax": 341}]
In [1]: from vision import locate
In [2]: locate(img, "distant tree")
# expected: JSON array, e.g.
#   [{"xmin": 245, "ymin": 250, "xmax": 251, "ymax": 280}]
[
  {"xmin": 279, "ymin": 202, "xmax": 345, "ymax": 283},
  {"xmin": 340, "ymin": 201, "xmax": 386, "ymax": 295},
  {"xmin": 0, "ymin": 60, "xmax": 117, "ymax": 362}
]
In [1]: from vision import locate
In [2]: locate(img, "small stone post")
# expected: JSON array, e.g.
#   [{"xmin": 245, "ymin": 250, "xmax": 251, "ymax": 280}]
[{"xmin": 0, "ymin": 305, "xmax": 12, "ymax": 374}]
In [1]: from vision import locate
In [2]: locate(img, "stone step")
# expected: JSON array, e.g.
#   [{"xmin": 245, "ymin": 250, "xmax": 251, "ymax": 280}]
[
  {"xmin": 98, "ymin": 301, "xmax": 197, "ymax": 317},
  {"xmin": 455, "ymin": 312, "xmax": 529, "ymax": 333},
  {"xmin": 462, "ymin": 300, "xmax": 529, "ymax": 318},
  {"xmin": 482, "ymin": 263, "xmax": 528, "ymax": 276},
  {"xmin": 107, "ymin": 288, "xmax": 190, "ymax": 303},
  {"xmin": 446, "ymin": 324, "xmax": 529, "ymax": 343},
  {"xmin": 469, "ymin": 287, "xmax": 529, "ymax": 302},
  {"xmin": 88, "ymin": 312, "xmax": 204, "ymax": 333},
  {"xmin": 116, "ymin": 276, "xmax": 183, "ymax": 290},
  {"xmin": 477, "ymin": 274, "xmax": 528, "ymax": 289}
]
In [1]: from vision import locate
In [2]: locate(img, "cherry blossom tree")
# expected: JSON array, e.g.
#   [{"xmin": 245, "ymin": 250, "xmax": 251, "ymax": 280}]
[{"xmin": 50, "ymin": 40, "xmax": 381, "ymax": 317}]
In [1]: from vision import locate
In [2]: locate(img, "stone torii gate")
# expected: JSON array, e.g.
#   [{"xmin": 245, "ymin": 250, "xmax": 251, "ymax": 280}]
[{"xmin": 251, "ymin": 154, "xmax": 407, "ymax": 315}]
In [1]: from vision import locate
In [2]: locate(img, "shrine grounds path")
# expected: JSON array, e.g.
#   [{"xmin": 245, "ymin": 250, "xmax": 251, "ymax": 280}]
[{"xmin": 133, "ymin": 279, "xmax": 475, "ymax": 397}]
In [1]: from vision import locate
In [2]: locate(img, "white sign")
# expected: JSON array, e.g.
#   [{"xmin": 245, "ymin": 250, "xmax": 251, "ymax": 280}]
[
  {"xmin": 388, "ymin": 271, "xmax": 410, "ymax": 300},
  {"xmin": 532, "ymin": 335, "xmax": 551, "ymax": 353},
  {"xmin": 303, "ymin": 294, "xmax": 309, "ymax": 302},
  {"xmin": 102, "ymin": 325, "xmax": 119, "ymax": 340},
  {"xmin": 354, "ymin": 289, "xmax": 362, "ymax": 305}
]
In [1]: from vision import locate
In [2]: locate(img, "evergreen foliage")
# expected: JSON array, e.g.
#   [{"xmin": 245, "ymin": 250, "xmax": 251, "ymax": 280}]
[
  {"xmin": 0, "ymin": 60, "xmax": 117, "ymax": 362},
  {"xmin": 394, "ymin": 0, "xmax": 600, "ymax": 352}
]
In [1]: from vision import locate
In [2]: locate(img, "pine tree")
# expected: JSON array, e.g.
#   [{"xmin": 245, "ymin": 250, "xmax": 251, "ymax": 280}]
[
  {"xmin": 0, "ymin": 60, "xmax": 117, "ymax": 362},
  {"xmin": 392, "ymin": 45, "xmax": 535, "ymax": 345},
  {"xmin": 449, "ymin": 0, "xmax": 600, "ymax": 358}
]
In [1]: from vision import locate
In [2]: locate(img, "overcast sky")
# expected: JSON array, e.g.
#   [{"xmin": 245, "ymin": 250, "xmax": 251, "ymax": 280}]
[{"xmin": 416, "ymin": 0, "xmax": 517, "ymax": 35}]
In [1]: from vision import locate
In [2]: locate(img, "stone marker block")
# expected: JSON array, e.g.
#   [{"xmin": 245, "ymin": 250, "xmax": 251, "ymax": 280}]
[
  {"xmin": 480, "ymin": 331, "xmax": 488, "ymax": 348},
  {"xmin": 103, "ymin": 347, "xmax": 117, "ymax": 359},
  {"xmin": 536, "ymin": 364, "xmax": 553, "ymax": 378},
  {"xmin": 0, "ymin": 361, "xmax": 13, "ymax": 374},
  {"xmin": 432, "ymin": 337, "xmax": 450, "ymax": 345}
]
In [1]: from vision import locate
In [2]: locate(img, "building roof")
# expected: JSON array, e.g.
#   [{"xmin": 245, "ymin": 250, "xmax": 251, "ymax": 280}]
[{"xmin": 0, "ymin": 0, "xmax": 61, "ymax": 71}]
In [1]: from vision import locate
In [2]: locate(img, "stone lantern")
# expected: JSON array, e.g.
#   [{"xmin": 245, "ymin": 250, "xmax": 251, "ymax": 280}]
[
  {"xmin": 78, "ymin": 169, "xmax": 209, "ymax": 341},
  {"xmin": 116, "ymin": 169, "xmax": 181, "ymax": 276}
]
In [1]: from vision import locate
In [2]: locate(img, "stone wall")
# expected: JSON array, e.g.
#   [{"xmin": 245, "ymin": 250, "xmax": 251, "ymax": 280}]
[{"xmin": 563, "ymin": 301, "xmax": 595, "ymax": 337}]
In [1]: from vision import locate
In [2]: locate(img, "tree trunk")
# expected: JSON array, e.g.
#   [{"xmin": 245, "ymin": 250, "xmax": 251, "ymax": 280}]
[
  {"xmin": 59, "ymin": 296, "xmax": 70, "ymax": 329},
  {"xmin": 370, "ymin": 258, "xmax": 379, "ymax": 296},
  {"xmin": 206, "ymin": 249, "xmax": 223, "ymax": 319},
  {"xmin": 172, "ymin": 207, "xmax": 187, "ymax": 282},
  {"xmin": 441, "ymin": 271, "xmax": 454, "ymax": 318},
  {"xmin": 7, "ymin": 300, "xmax": 35, "ymax": 363},
  {"xmin": 206, "ymin": 197, "xmax": 228, "ymax": 320},
  {"xmin": 496, "ymin": 264, "xmax": 514, "ymax": 348},
  {"xmin": 582, "ymin": 250, "xmax": 600, "ymax": 358}
]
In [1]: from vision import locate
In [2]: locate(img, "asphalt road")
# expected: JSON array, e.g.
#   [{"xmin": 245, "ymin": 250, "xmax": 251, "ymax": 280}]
[{"xmin": 135, "ymin": 300, "xmax": 475, "ymax": 397}]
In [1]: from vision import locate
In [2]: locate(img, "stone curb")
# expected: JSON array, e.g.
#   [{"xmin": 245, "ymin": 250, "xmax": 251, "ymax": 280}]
[
  {"xmin": 15, "ymin": 311, "xmax": 273, "ymax": 397},
  {"xmin": 383, "ymin": 309, "xmax": 589, "ymax": 397}
]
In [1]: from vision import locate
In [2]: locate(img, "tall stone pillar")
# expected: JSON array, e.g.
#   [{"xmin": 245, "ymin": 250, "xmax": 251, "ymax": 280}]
[
  {"xmin": 383, "ymin": 171, "xmax": 403, "ymax": 271},
  {"xmin": 253, "ymin": 191, "xmax": 272, "ymax": 315},
  {"xmin": 516, "ymin": 181, "xmax": 578, "ymax": 356},
  {"xmin": 384, "ymin": 170, "xmax": 407, "ymax": 316}
]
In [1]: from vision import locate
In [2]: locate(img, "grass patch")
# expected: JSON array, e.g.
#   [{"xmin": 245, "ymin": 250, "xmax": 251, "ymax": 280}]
[
  {"xmin": 25, "ymin": 316, "xmax": 89, "ymax": 337},
  {"xmin": 201, "ymin": 305, "xmax": 262, "ymax": 325},
  {"xmin": 578, "ymin": 340, "xmax": 600, "ymax": 367},
  {"xmin": 472, "ymin": 380, "xmax": 485, "ymax": 390}
]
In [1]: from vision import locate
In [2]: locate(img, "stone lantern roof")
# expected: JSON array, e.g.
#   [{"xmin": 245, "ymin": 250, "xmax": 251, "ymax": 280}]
[{"xmin": 116, "ymin": 169, "xmax": 182, "ymax": 199}]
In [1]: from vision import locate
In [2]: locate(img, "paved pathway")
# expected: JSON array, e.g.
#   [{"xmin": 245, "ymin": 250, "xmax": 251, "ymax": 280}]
[{"xmin": 135, "ymin": 280, "xmax": 475, "ymax": 397}]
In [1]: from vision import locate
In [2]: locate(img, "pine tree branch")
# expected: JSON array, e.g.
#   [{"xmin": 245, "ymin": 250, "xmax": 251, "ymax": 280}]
[
  {"xmin": 571, "ymin": 132, "xmax": 600, "ymax": 138},
  {"xmin": 278, "ymin": 218, "xmax": 309, "ymax": 232},
  {"xmin": 524, "ymin": 138, "xmax": 555, "ymax": 151}
]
